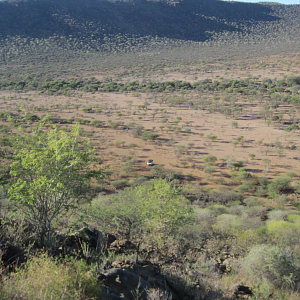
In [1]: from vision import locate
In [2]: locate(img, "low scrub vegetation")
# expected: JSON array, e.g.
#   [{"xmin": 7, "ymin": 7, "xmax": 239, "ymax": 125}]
[
  {"xmin": 1, "ymin": 0, "xmax": 300, "ymax": 298},
  {"xmin": 1, "ymin": 120, "xmax": 300, "ymax": 299},
  {"xmin": 0, "ymin": 254, "xmax": 102, "ymax": 300}
]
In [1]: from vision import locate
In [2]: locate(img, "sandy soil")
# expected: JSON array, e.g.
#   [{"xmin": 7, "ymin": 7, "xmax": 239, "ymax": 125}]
[{"xmin": 1, "ymin": 53, "xmax": 300, "ymax": 196}]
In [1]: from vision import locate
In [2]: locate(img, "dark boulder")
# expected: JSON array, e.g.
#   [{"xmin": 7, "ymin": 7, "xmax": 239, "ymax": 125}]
[{"xmin": 0, "ymin": 242, "xmax": 26, "ymax": 267}]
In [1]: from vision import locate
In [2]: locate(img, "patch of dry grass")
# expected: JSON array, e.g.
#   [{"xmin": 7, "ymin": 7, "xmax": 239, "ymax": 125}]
[{"xmin": 0, "ymin": 253, "xmax": 103, "ymax": 300}]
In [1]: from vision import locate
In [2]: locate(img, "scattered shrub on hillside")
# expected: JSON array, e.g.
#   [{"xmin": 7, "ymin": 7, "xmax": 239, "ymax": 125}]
[
  {"xmin": 255, "ymin": 186, "xmax": 268, "ymax": 197},
  {"xmin": 131, "ymin": 125, "xmax": 144, "ymax": 137},
  {"xmin": 244, "ymin": 197, "xmax": 262, "ymax": 207},
  {"xmin": 292, "ymin": 201, "xmax": 300, "ymax": 210},
  {"xmin": 202, "ymin": 154, "xmax": 217, "ymax": 164},
  {"xmin": 90, "ymin": 120, "xmax": 104, "ymax": 128},
  {"xmin": 268, "ymin": 210, "xmax": 288, "ymax": 221},
  {"xmin": 287, "ymin": 171, "xmax": 297, "ymax": 179},
  {"xmin": 90, "ymin": 179, "xmax": 192, "ymax": 244},
  {"xmin": 237, "ymin": 180, "xmax": 255, "ymax": 194},
  {"xmin": 267, "ymin": 220, "xmax": 292, "ymax": 234},
  {"xmin": 238, "ymin": 167, "xmax": 252, "ymax": 179},
  {"xmin": 287, "ymin": 214, "xmax": 300, "ymax": 223},
  {"xmin": 141, "ymin": 131, "xmax": 159, "ymax": 141},
  {"xmin": 110, "ymin": 121, "xmax": 121, "ymax": 130},
  {"xmin": 203, "ymin": 166, "xmax": 215, "ymax": 174},
  {"xmin": 0, "ymin": 254, "xmax": 103, "ymax": 300},
  {"xmin": 128, "ymin": 176, "xmax": 148, "ymax": 187},
  {"xmin": 208, "ymin": 190, "xmax": 243, "ymax": 205},
  {"xmin": 239, "ymin": 245, "xmax": 300, "ymax": 296},
  {"xmin": 285, "ymin": 124, "xmax": 299, "ymax": 132},
  {"xmin": 206, "ymin": 205, "xmax": 228, "ymax": 216},
  {"xmin": 110, "ymin": 180, "xmax": 128, "ymax": 189},
  {"xmin": 268, "ymin": 177, "xmax": 292, "ymax": 198},
  {"xmin": 81, "ymin": 107, "xmax": 93, "ymax": 113},
  {"xmin": 177, "ymin": 209, "xmax": 214, "ymax": 252},
  {"xmin": 274, "ymin": 194, "xmax": 289, "ymax": 209}
]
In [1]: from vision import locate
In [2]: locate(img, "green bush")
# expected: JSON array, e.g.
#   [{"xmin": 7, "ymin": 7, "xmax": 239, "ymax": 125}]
[
  {"xmin": 292, "ymin": 201, "xmax": 300, "ymax": 210},
  {"xmin": 81, "ymin": 107, "xmax": 93, "ymax": 113},
  {"xmin": 255, "ymin": 225, "xmax": 267, "ymax": 236},
  {"xmin": 90, "ymin": 120, "xmax": 103, "ymax": 128},
  {"xmin": 240, "ymin": 245, "xmax": 299, "ymax": 291},
  {"xmin": 177, "ymin": 211, "xmax": 213, "ymax": 251},
  {"xmin": 287, "ymin": 214, "xmax": 300, "ymax": 223},
  {"xmin": 203, "ymin": 166, "xmax": 215, "ymax": 174},
  {"xmin": 274, "ymin": 194, "xmax": 289, "ymax": 209},
  {"xmin": 294, "ymin": 181, "xmax": 300, "ymax": 194},
  {"xmin": 255, "ymin": 186, "xmax": 268, "ymax": 197},
  {"xmin": 237, "ymin": 180, "xmax": 255, "ymax": 193},
  {"xmin": 244, "ymin": 198, "xmax": 262, "ymax": 207},
  {"xmin": 206, "ymin": 205, "xmax": 228, "ymax": 216},
  {"xmin": 268, "ymin": 210, "xmax": 288, "ymax": 221},
  {"xmin": 213, "ymin": 214, "xmax": 241, "ymax": 235},
  {"xmin": 90, "ymin": 179, "xmax": 192, "ymax": 243},
  {"xmin": 110, "ymin": 180, "xmax": 128, "ymax": 189},
  {"xmin": 287, "ymin": 171, "xmax": 297, "ymax": 179},
  {"xmin": 238, "ymin": 167, "xmax": 251, "ymax": 179},
  {"xmin": 202, "ymin": 154, "xmax": 217, "ymax": 164},
  {"xmin": 231, "ymin": 121, "xmax": 238, "ymax": 128},
  {"xmin": 110, "ymin": 121, "xmax": 121, "ymax": 130},
  {"xmin": 285, "ymin": 124, "xmax": 299, "ymax": 132},
  {"xmin": 268, "ymin": 177, "xmax": 291, "ymax": 198},
  {"xmin": 128, "ymin": 176, "xmax": 148, "ymax": 187},
  {"xmin": 258, "ymin": 177, "xmax": 270, "ymax": 186},
  {"xmin": 142, "ymin": 131, "xmax": 159, "ymax": 141},
  {"xmin": 131, "ymin": 125, "xmax": 144, "ymax": 137},
  {"xmin": 0, "ymin": 254, "xmax": 102, "ymax": 300},
  {"xmin": 128, "ymin": 143, "xmax": 137, "ymax": 148},
  {"xmin": 266, "ymin": 220, "xmax": 292, "ymax": 234}
]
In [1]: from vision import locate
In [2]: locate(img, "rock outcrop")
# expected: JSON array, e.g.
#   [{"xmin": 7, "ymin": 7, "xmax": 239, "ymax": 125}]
[{"xmin": 100, "ymin": 260, "xmax": 178, "ymax": 300}]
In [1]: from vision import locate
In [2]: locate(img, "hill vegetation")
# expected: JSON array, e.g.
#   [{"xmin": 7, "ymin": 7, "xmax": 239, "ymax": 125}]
[
  {"xmin": 0, "ymin": 0, "xmax": 300, "ymax": 78},
  {"xmin": 1, "ymin": 0, "xmax": 300, "ymax": 299}
]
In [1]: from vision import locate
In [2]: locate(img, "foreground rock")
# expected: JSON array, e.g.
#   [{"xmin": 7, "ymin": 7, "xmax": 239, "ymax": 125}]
[
  {"xmin": 63, "ymin": 227, "xmax": 104, "ymax": 256},
  {"xmin": 100, "ymin": 260, "xmax": 178, "ymax": 300},
  {"xmin": 100, "ymin": 268, "xmax": 152, "ymax": 300},
  {"xmin": 0, "ymin": 242, "xmax": 26, "ymax": 268}
]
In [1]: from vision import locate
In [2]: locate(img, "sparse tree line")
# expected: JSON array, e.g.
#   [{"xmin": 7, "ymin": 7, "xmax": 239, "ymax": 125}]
[{"xmin": 1, "ymin": 75, "xmax": 300, "ymax": 96}]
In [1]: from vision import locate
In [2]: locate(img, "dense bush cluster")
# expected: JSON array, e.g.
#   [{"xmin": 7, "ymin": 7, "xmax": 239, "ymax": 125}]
[{"xmin": 1, "ymin": 76, "xmax": 300, "ymax": 97}]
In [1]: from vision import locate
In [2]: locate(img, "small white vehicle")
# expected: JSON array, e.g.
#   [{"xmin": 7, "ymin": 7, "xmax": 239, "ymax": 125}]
[{"xmin": 146, "ymin": 159, "xmax": 154, "ymax": 166}]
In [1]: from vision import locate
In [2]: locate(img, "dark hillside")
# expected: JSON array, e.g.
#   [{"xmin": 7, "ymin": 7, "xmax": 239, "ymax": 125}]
[
  {"xmin": 0, "ymin": 0, "xmax": 300, "ymax": 78},
  {"xmin": 0, "ymin": 0, "xmax": 294, "ymax": 42}
]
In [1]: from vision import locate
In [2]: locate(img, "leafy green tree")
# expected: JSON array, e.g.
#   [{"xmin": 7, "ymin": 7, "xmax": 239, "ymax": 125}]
[
  {"xmin": 207, "ymin": 135, "xmax": 217, "ymax": 142},
  {"xmin": 202, "ymin": 154, "xmax": 217, "ymax": 164},
  {"xmin": 285, "ymin": 124, "xmax": 299, "ymax": 132},
  {"xmin": 237, "ymin": 180, "xmax": 255, "ymax": 193},
  {"xmin": 8, "ymin": 122, "xmax": 105, "ymax": 245},
  {"xmin": 141, "ymin": 131, "xmax": 159, "ymax": 141},
  {"xmin": 134, "ymin": 179, "xmax": 192, "ymax": 241},
  {"xmin": 268, "ymin": 177, "xmax": 292, "ymax": 198},
  {"xmin": 184, "ymin": 128, "xmax": 191, "ymax": 134},
  {"xmin": 131, "ymin": 125, "xmax": 144, "ymax": 137},
  {"xmin": 248, "ymin": 153, "xmax": 256, "ymax": 160},
  {"xmin": 81, "ymin": 107, "xmax": 93, "ymax": 113},
  {"xmin": 90, "ymin": 179, "xmax": 192, "ymax": 246},
  {"xmin": 240, "ymin": 245, "xmax": 299, "ymax": 294}
]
